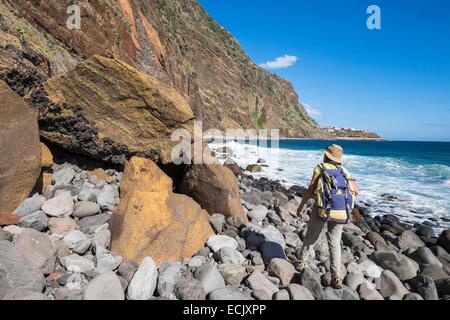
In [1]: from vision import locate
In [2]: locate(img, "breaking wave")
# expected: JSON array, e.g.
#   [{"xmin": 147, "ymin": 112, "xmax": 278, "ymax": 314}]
[{"xmin": 209, "ymin": 140, "xmax": 450, "ymax": 232}]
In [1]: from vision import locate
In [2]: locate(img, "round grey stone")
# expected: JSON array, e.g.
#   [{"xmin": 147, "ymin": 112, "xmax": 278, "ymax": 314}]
[
  {"xmin": 248, "ymin": 205, "xmax": 269, "ymax": 222},
  {"xmin": 77, "ymin": 213, "xmax": 111, "ymax": 234},
  {"xmin": 214, "ymin": 247, "xmax": 245, "ymax": 265},
  {"xmin": 174, "ymin": 278, "xmax": 206, "ymax": 300},
  {"xmin": 73, "ymin": 201, "xmax": 100, "ymax": 218},
  {"xmin": 53, "ymin": 166, "xmax": 76, "ymax": 185},
  {"xmin": 194, "ymin": 264, "xmax": 226, "ymax": 294},
  {"xmin": 157, "ymin": 261, "xmax": 182, "ymax": 299},
  {"xmin": 208, "ymin": 287, "xmax": 253, "ymax": 300},
  {"xmin": 127, "ymin": 257, "xmax": 158, "ymax": 300},
  {"xmin": 42, "ymin": 191, "xmax": 74, "ymax": 217},
  {"xmin": 83, "ymin": 271, "xmax": 124, "ymax": 300},
  {"xmin": 209, "ymin": 214, "xmax": 226, "ymax": 233},
  {"xmin": 0, "ymin": 241, "xmax": 45, "ymax": 297},
  {"xmin": 324, "ymin": 285, "xmax": 360, "ymax": 300},
  {"xmin": 97, "ymin": 185, "xmax": 115, "ymax": 211},
  {"xmin": 118, "ymin": 261, "xmax": 138, "ymax": 283},
  {"xmin": 0, "ymin": 229, "xmax": 12, "ymax": 241},
  {"xmin": 14, "ymin": 194, "xmax": 44, "ymax": 217}
]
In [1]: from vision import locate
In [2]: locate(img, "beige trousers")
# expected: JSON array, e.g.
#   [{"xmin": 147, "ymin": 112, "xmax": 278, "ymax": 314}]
[{"xmin": 299, "ymin": 206, "xmax": 344, "ymax": 279}]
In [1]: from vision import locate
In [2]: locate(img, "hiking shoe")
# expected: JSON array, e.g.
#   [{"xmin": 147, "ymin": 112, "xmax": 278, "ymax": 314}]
[
  {"xmin": 293, "ymin": 260, "xmax": 306, "ymax": 272},
  {"xmin": 331, "ymin": 277, "xmax": 343, "ymax": 289}
]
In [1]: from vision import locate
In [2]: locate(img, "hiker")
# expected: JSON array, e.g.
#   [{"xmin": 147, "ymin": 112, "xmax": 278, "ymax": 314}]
[{"xmin": 294, "ymin": 144, "xmax": 359, "ymax": 289}]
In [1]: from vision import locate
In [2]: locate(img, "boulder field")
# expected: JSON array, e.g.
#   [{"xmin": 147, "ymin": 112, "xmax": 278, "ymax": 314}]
[
  {"xmin": 1, "ymin": 143, "xmax": 450, "ymax": 300},
  {"xmin": 110, "ymin": 157, "xmax": 214, "ymax": 266}
]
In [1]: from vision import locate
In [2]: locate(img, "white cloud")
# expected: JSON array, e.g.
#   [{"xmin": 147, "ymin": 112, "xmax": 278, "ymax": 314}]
[
  {"xmin": 259, "ymin": 55, "xmax": 298, "ymax": 70},
  {"xmin": 303, "ymin": 103, "xmax": 322, "ymax": 117}
]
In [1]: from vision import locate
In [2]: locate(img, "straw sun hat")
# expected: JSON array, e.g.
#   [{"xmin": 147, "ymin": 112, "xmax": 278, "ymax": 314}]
[{"xmin": 325, "ymin": 144, "xmax": 344, "ymax": 164}]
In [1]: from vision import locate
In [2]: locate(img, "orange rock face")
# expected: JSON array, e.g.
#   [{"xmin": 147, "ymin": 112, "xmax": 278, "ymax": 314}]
[
  {"xmin": 35, "ymin": 172, "xmax": 53, "ymax": 194},
  {"xmin": 180, "ymin": 164, "xmax": 248, "ymax": 223},
  {"xmin": 31, "ymin": 55, "xmax": 195, "ymax": 164},
  {"xmin": 40, "ymin": 142, "xmax": 54, "ymax": 168},
  {"xmin": 110, "ymin": 157, "xmax": 213, "ymax": 266}
]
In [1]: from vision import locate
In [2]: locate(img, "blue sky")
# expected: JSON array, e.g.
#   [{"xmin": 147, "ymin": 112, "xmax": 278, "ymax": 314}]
[{"xmin": 198, "ymin": 0, "xmax": 450, "ymax": 141}]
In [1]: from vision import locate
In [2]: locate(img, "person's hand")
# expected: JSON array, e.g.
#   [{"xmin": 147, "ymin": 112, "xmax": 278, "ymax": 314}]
[{"xmin": 296, "ymin": 204, "xmax": 306, "ymax": 216}]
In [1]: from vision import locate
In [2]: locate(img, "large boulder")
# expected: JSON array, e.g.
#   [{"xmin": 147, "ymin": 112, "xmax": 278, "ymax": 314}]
[
  {"xmin": 376, "ymin": 270, "xmax": 409, "ymax": 299},
  {"xmin": 408, "ymin": 247, "xmax": 442, "ymax": 269},
  {"xmin": 214, "ymin": 247, "xmax": 245, "ymax": 265},
  {"xmin": 358, "ymin": 283, "xmax": 384, "ymax": 300},
  {"xmin": 179, "ymin": 164, "xmax": 248, "ymax": 223},
  {"xmin": 366, "ymin": 231, "xmax": 391, "ymax": 251},
  {"xmin": 297, "ymin": 267, "xmax": 325, "ymax": 300},
  {"xmin": 246, "ymin": 271, "xmax": 279, "ymax": 300},
  {"xmin": 157, "ymin": 261, "xmax": 183, "ymax": 299},
  {"xmin": 437, "ymin": 230, "xmax": 450, "ymax": 253},
  {"xmin": 0, "ymin": 81, "xmax": 41, "ymax": 212},
  {"xmin": 324, "ymin": 286, "xmax": 360, "ymax": 300},
  {"xmin": 110, "ymin": 157, "xmax": 214, "ymax": 266},
  {"xmin": 206, "ymin": 235, "xmax": 238, "ymax": 253},
  {"xmin": 410, "ymin": 274, "xmax": 438, "ymax": 300},
  {"xmin": 261, "ymin": 241, "xmax": 287, "ymax": 265},
  {"xmin": 26, "ymin": 56, "xmax": 194, "ymax": 164},
  {"xmin": 208, "ymin": 287, "xmax": 253, "ymax": 300},
  {"xmin": 0, "ymin": 212, "xmax": 21, "ymax": 226},
  {"xmin": 435, "ymin": 278, "xmax": 450, "ymax": 297},
  {"xmin": 418, "ymin": 265, "xmax": 448, "ymax": 281},
  {"xmin": 394, "ymin": 230, "xmax": 425, "ymax": 251},
  {"xmin": 217, "ymin": 264, "xmax": 247, "ymax": 286},
  {"xmin": 127, "ymin": 257, "xmax": 158, "ymax": 300},
  {"xmin": 83, "ymin": 271, "xmax": 125, "ymax": 300},
  {"xmin": 258, "ymin": 225, "xmax": 286, "ymax": 249},
  {"xmin": 194, "ymin": 264, "xmax": 226, "ymax": 295},
  {"xmin": 286, "ymin": 284, "xmax": 314, "ymax": 300},
  {"xmin": 268, "ymin": 258, "xmax": 297, "ymax": 287},
  {"xmin": 174, "ymin": 279, "xmax": 206, "ymax": 300},
  {"xmin": 370, "ymin": 251, "xmax": 419, "ymax": 281}
]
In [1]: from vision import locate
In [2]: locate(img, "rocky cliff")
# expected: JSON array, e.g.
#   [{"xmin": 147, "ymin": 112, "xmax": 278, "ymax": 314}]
[{"xmin": 0, "ymin": 0, "xmax": 379, "ymax": 139}]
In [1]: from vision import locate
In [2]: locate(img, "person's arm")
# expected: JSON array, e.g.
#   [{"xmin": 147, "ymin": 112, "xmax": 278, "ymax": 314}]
[
  {"xmin": 296, "ymin": 174, "xmax": 320, "ymax": 216},
  {"xmin": 349, "ymin": 179, "xmax": 359, "ymax": 195}
]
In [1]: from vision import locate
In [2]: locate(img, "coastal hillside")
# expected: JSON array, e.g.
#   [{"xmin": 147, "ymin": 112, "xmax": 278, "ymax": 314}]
[{"xmin": 0, "ymin": 0, "xmax": 378, "ymax": 139}]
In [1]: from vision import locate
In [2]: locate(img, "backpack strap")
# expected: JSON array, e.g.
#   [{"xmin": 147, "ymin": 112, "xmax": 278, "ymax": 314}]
[
  {"xmin": 335, "ymin": 165, "xmax": 352, "ymax": 221},
  {"xmin": 317, "ymin": 163, "xmax": 325, "ymax": 177}
]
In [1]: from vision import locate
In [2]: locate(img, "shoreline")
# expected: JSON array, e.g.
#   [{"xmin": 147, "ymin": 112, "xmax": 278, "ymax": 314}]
[
  {"xmin": 279, "ymin": 137, "xmax": 385, "ymax": 141},
  {"xmin": 1, "ymin": 144, "xmax": 450, "ymax": 301},
  {"xmin": 206, "ymin": 136, "xmax": 385, "ymax": 142}
]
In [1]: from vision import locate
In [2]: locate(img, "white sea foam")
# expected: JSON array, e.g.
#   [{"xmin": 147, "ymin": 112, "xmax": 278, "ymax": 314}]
[{"xmin": 209, "ymin": 140, "xmax": 450, "ymax": 232}]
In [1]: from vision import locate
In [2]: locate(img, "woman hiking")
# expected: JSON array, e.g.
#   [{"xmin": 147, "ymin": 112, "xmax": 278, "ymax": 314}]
[{"xmin": 294, "ymin": 144, "xmax": 359, "ymax": 289}]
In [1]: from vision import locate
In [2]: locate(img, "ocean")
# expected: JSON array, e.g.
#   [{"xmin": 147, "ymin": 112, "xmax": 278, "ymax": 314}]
[{"xmin": 208, "ymin": 140, "xmax": 450, "ymax": 232}]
